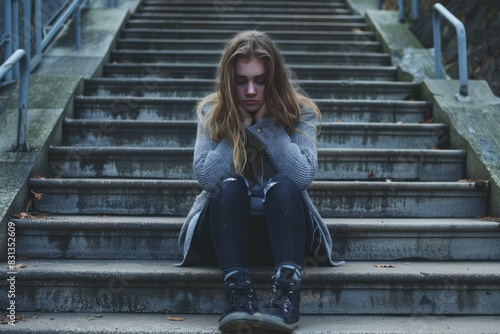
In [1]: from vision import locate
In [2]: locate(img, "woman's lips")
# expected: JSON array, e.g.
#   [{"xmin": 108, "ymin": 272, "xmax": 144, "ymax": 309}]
[{"xmin": 244, "ymin": 100, "xmax": 259, "ymax": 104}]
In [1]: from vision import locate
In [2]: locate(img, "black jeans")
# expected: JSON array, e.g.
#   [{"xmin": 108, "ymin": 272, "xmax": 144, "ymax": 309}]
[{"xmin": 193, "ymin": 174, "xmax": 309, "ymax": 271}]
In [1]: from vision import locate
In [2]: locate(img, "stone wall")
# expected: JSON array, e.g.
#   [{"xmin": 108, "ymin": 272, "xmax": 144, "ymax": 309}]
[{"xmin": 383, "ymin": 0, "xmax": 500, "ymax": 97}]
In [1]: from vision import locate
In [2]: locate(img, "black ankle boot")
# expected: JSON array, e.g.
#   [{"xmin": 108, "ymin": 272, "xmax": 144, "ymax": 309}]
[
  {"xmin": 256, "ymin": 267, "xmax": 302, "ymax": 332},
  {"xmin": 219, "ymin": 271, "xmax": 258, "ymax": 332}
]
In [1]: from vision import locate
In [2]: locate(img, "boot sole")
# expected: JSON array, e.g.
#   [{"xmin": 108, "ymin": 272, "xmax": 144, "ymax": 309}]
[
  {"xmin": 252, "ymin": 312, "xmax": 299, "ymax": 333},
  {"xmin": 219, "ymin": 311, "xmax": 254, "ymax": 333}
]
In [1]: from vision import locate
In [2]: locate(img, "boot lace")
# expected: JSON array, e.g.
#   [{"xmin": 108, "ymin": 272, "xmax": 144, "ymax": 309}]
[{"xmin": 221, "ymin": 279, "xmax": 256, "ymax": 317}]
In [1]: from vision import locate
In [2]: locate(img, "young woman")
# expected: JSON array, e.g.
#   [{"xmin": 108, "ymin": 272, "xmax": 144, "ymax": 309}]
[{"xmin": 177, "ymin": 30, "xmax": 341, "ymax": 333}]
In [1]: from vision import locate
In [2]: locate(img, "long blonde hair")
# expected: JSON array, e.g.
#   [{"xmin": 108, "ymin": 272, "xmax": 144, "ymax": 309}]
[{"xmin": 197, "ymin": 30, "xmax": 320, "ymax": 176}]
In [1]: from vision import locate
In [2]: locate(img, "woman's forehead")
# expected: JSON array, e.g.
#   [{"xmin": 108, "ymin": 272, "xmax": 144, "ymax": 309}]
[{"xmin": 235, "ymin": 58, "xmax": 266, "ymax": 77}]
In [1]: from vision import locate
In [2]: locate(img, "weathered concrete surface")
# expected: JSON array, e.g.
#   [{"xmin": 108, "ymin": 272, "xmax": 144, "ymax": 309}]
[
  {"xmin": 352, "ymin": 1, "xmax": 500, "ymax": 215},
  {"xmin": 12, "ymin": 216, "xmax": 500, "ymax": 261},
  {"xmin": 3, "ymin": 312, "xmax": 500, "ymax": 334},
  {"xmin": 1, "ymin": 259, "xmax": 499, "ymax": 314},
  {"xmin": 422, "ymin": 79, "xmax": 500, "ymax": 216},
  {"xmin": 0, "ymin": 3, "xmax": 137, "ymax": 259}
]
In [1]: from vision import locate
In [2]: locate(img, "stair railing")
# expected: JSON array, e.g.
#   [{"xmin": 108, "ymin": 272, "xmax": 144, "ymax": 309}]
[
  {"xmin": 33, "ymin": 0, "xmax": 82, "ymax": 69},
  {"xmin": 1, "ymin": 0, "xmax": 82, "ymax": 84},
  {"xmin": 432, "ymin": 3, "xmax": 469, "ymax": 100},
  {"xmin": 377, "ymin": 0, "xmax": 419, "ymax": 23},
  {"xmin": 0, "ymin": 49, "xmax": 30, "ymax": 151}
]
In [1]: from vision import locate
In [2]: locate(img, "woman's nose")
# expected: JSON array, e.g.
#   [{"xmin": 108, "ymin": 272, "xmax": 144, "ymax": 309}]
[{"xmin": 246, "ymin": 82, "xmax": 256, "ymax": 96}]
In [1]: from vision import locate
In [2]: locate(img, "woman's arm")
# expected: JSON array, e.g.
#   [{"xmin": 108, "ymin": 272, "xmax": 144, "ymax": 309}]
[
  {"xmin": 246, "ymin": 110, "xmax": 319, "ymax": 190},
  {"xmin": 193, "ymin": 108, "xmax": 235, "ymax": 192}
]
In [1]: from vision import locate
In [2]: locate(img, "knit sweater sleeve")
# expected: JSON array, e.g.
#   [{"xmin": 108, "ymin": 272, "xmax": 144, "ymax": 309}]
[
  {"xmin": 193, "ymin": 106, "xmax": 235, "ymax": 192},
  {"xmin": 246, "ymin": 108, "xmax": 319, "ymax": 190}
]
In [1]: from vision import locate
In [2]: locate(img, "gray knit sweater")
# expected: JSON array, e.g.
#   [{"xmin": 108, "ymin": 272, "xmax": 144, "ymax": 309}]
[{"xmin": 176, "ymin": 104, "xmax": 342, "ymax": 267}]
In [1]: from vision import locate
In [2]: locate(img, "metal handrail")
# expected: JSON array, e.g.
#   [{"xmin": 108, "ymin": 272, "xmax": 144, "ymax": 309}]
[
  {"xmin": 1, "ymin": 0, "xmax": 82, "ymax": 83},
  {"xmin": 0, "ymin": 49, "xmax": 30, "ymax": 151},
  {"xmin": 377, "ymin": 0, "xmax": 419, "ymax": 22},
  {"xmin": 433, "ymin": 3, "xmax": 469, "ymax": 100},
  {"xmin": 33, "ymin": 0, "xmax": 82, "ymax": 69}
]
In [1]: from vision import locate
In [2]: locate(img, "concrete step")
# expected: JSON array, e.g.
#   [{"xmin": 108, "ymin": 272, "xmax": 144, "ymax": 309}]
[
  {"xmin": 1, "ymin": 259, "xmax": 499, "ymax": 314},
  {"xmin": 138, "ymin": 5, "xmax": 352, "ymax": 15},
  {"xmin": 74, "ymin": 97, "xmax": 429, "ymax": 123},
  {"xmin": 4, "ymin": 312, "xmax": 500, "ymax": 334},
  {"xmin": 110, "ymin": 50, "xmax": 390, "ymax": 65},
  {"xmin": 29, "ymin": 178, "xmax": 488, "ymax": 217},
  {"xmin": 62, "ymin": 119, "xmax": 448, "ymax": 149},
  {"xmin": 126, "ymin": 19, "xmax": 369, "ymax": 32},
  {"xmin": 83, "ymin": 78, "xmax": 417, "ymax": 100},
  {"xmin": 142, "ymin": 0, "xmax": 350, "ymax": 10},
  {"xmin": 49, "ymin": 146, "xmax": 465, "ymax": 181},
  {"xmin": 115, "ymin": 38, "xmax": 383, "ymax": 53},
  {"xmin": 130, "ymin": 13, "xmax": 365, "ymax": 24},
  {"xmin": 103, "ymin": 63, "xmax": 395, "ymax": 81},
  {"xmin": 121, "ymin": 28, "xmax": 376, "ymax": 42},
  {"xmin": 13, "ymin": 216, "xmax": 499, "ymax": 261}
]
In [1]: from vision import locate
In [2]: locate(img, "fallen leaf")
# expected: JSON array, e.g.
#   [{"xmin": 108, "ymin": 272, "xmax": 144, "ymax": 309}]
[
  {"xmin": 478, "ymin": 215, "xmax": 500, "ymax": 222},
  {"xmin": 13, "ymin": 263, "xmax": 28, "ymax": 269},
  {"xmin": 337, "ymin": 119, "xmax": 342, "ymax": 122},
  {"xmin": 1, "ymin": 315, "xmax": 27, "ymax": 324},
  {"xmin": 33, "ymin": 175, "xmax": 43, "ymax": 179},
  {"xmin": 12, "ymin": 212, "xmax": 49, "ymax": 219},
  {"xmin": 375, "ymin": 264, "xmax": 396, "ymax": 268},
  {"xmin": 31, "ymin": 190, "xmax": 43, "ymax": 200},
  {"xmin": 352, "ymin": 28, "xmax": 363, "ymax": 33},
  {"xmin": 368, "ymin": 170, "xmax": 375, "ymax": 179},
  {"xmin": 167, "ymin": 314, "xmax": 185, "ymax": 321}
]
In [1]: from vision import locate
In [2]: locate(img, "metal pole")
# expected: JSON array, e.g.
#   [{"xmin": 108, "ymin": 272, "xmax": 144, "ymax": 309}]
[
  {"xmin": 12, "ymin": 0, "xmax": 20, "ymax": 79},
  {"xmin": 0, "ymin": 49, "xmax": 30, "ymax": 151},
  {"xmin": 433, "ymin": 3, "xmax": 469, "ymax": 98},
  {"xmin": 398, "ymin": 0, "xmax": 405, "ymax": 23},
  {"xmin": 32, "ymin": 0, "xmax": 42, "ymax": 70},
  {"xmin": 75, "ymin": 2, "xmax": 81, "ymax": 51},
  {"xmin": 433, "ymin": 9, "xmax": 442, "ymax": 80},
  {"xmin": 3, "ymin": 0, "xmax": 13, "ymax": 82},
  {"xmin": 377, "ymin": 0, "xmax": 382, "ymax": 10},
  {"xmin": 23, "ymin": 0, "xmax": 31, "ymax": 70},
  {"xmin": 412, "ymin": 0, "xmax": 419, "ymax": 22}
]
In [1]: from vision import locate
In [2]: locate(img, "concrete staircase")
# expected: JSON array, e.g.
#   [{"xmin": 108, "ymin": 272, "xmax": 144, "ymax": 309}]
[{"xmin": 3, "ymin": 0, "xmax": 500, "ymax": 332}]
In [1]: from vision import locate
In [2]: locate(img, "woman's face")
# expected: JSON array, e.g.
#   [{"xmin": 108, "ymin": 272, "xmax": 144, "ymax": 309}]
[{"xmin": 235, "ymin": 57, "xmax": 267, "ymax": 115}]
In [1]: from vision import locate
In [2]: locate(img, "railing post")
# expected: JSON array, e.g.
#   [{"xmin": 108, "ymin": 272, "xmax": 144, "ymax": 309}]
[
  {"xmin": 3, "ymin": 0, "xmax": 13, "ymax": 82},
  {"xmin": 412, "ymin": 0, "xmax": 419, "ymax": 22},
  {"xmin": 11, "ymin": 0, "xmax": 20, "ymax": 79},
  {"xmin": 32, "ymin": 0, "xmax": 42, "ymax": 70},
  {"xmin": 75, "ymin": 3, "xmax": 82, "ymax": 51},
  {"xmin": 433, "ymin": 3, "xmax": 469, "ymax": 100},
  {"xmin": 0, "ymin": 49, "xmax": 30, "ymax": 151},
  {"xmin": 22, "ymin": 0, "xmax": 31, "ymax": 70},
  {"xmin": 380, "ymin": 0, "xmax": 418, "ymax": 23},
  {"xmin": 398, "ymin": 0, "xmax": 405, "ymax": 23}
]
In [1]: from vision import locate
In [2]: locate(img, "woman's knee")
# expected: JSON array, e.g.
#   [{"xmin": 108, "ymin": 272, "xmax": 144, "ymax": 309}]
[
  {"xmin": 211, "ymin": 175, "xmax": 249, "ymax": 202},
  {"xmin": 265, "ymin": 174, "xmax": 301, "ymax": 201}
]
